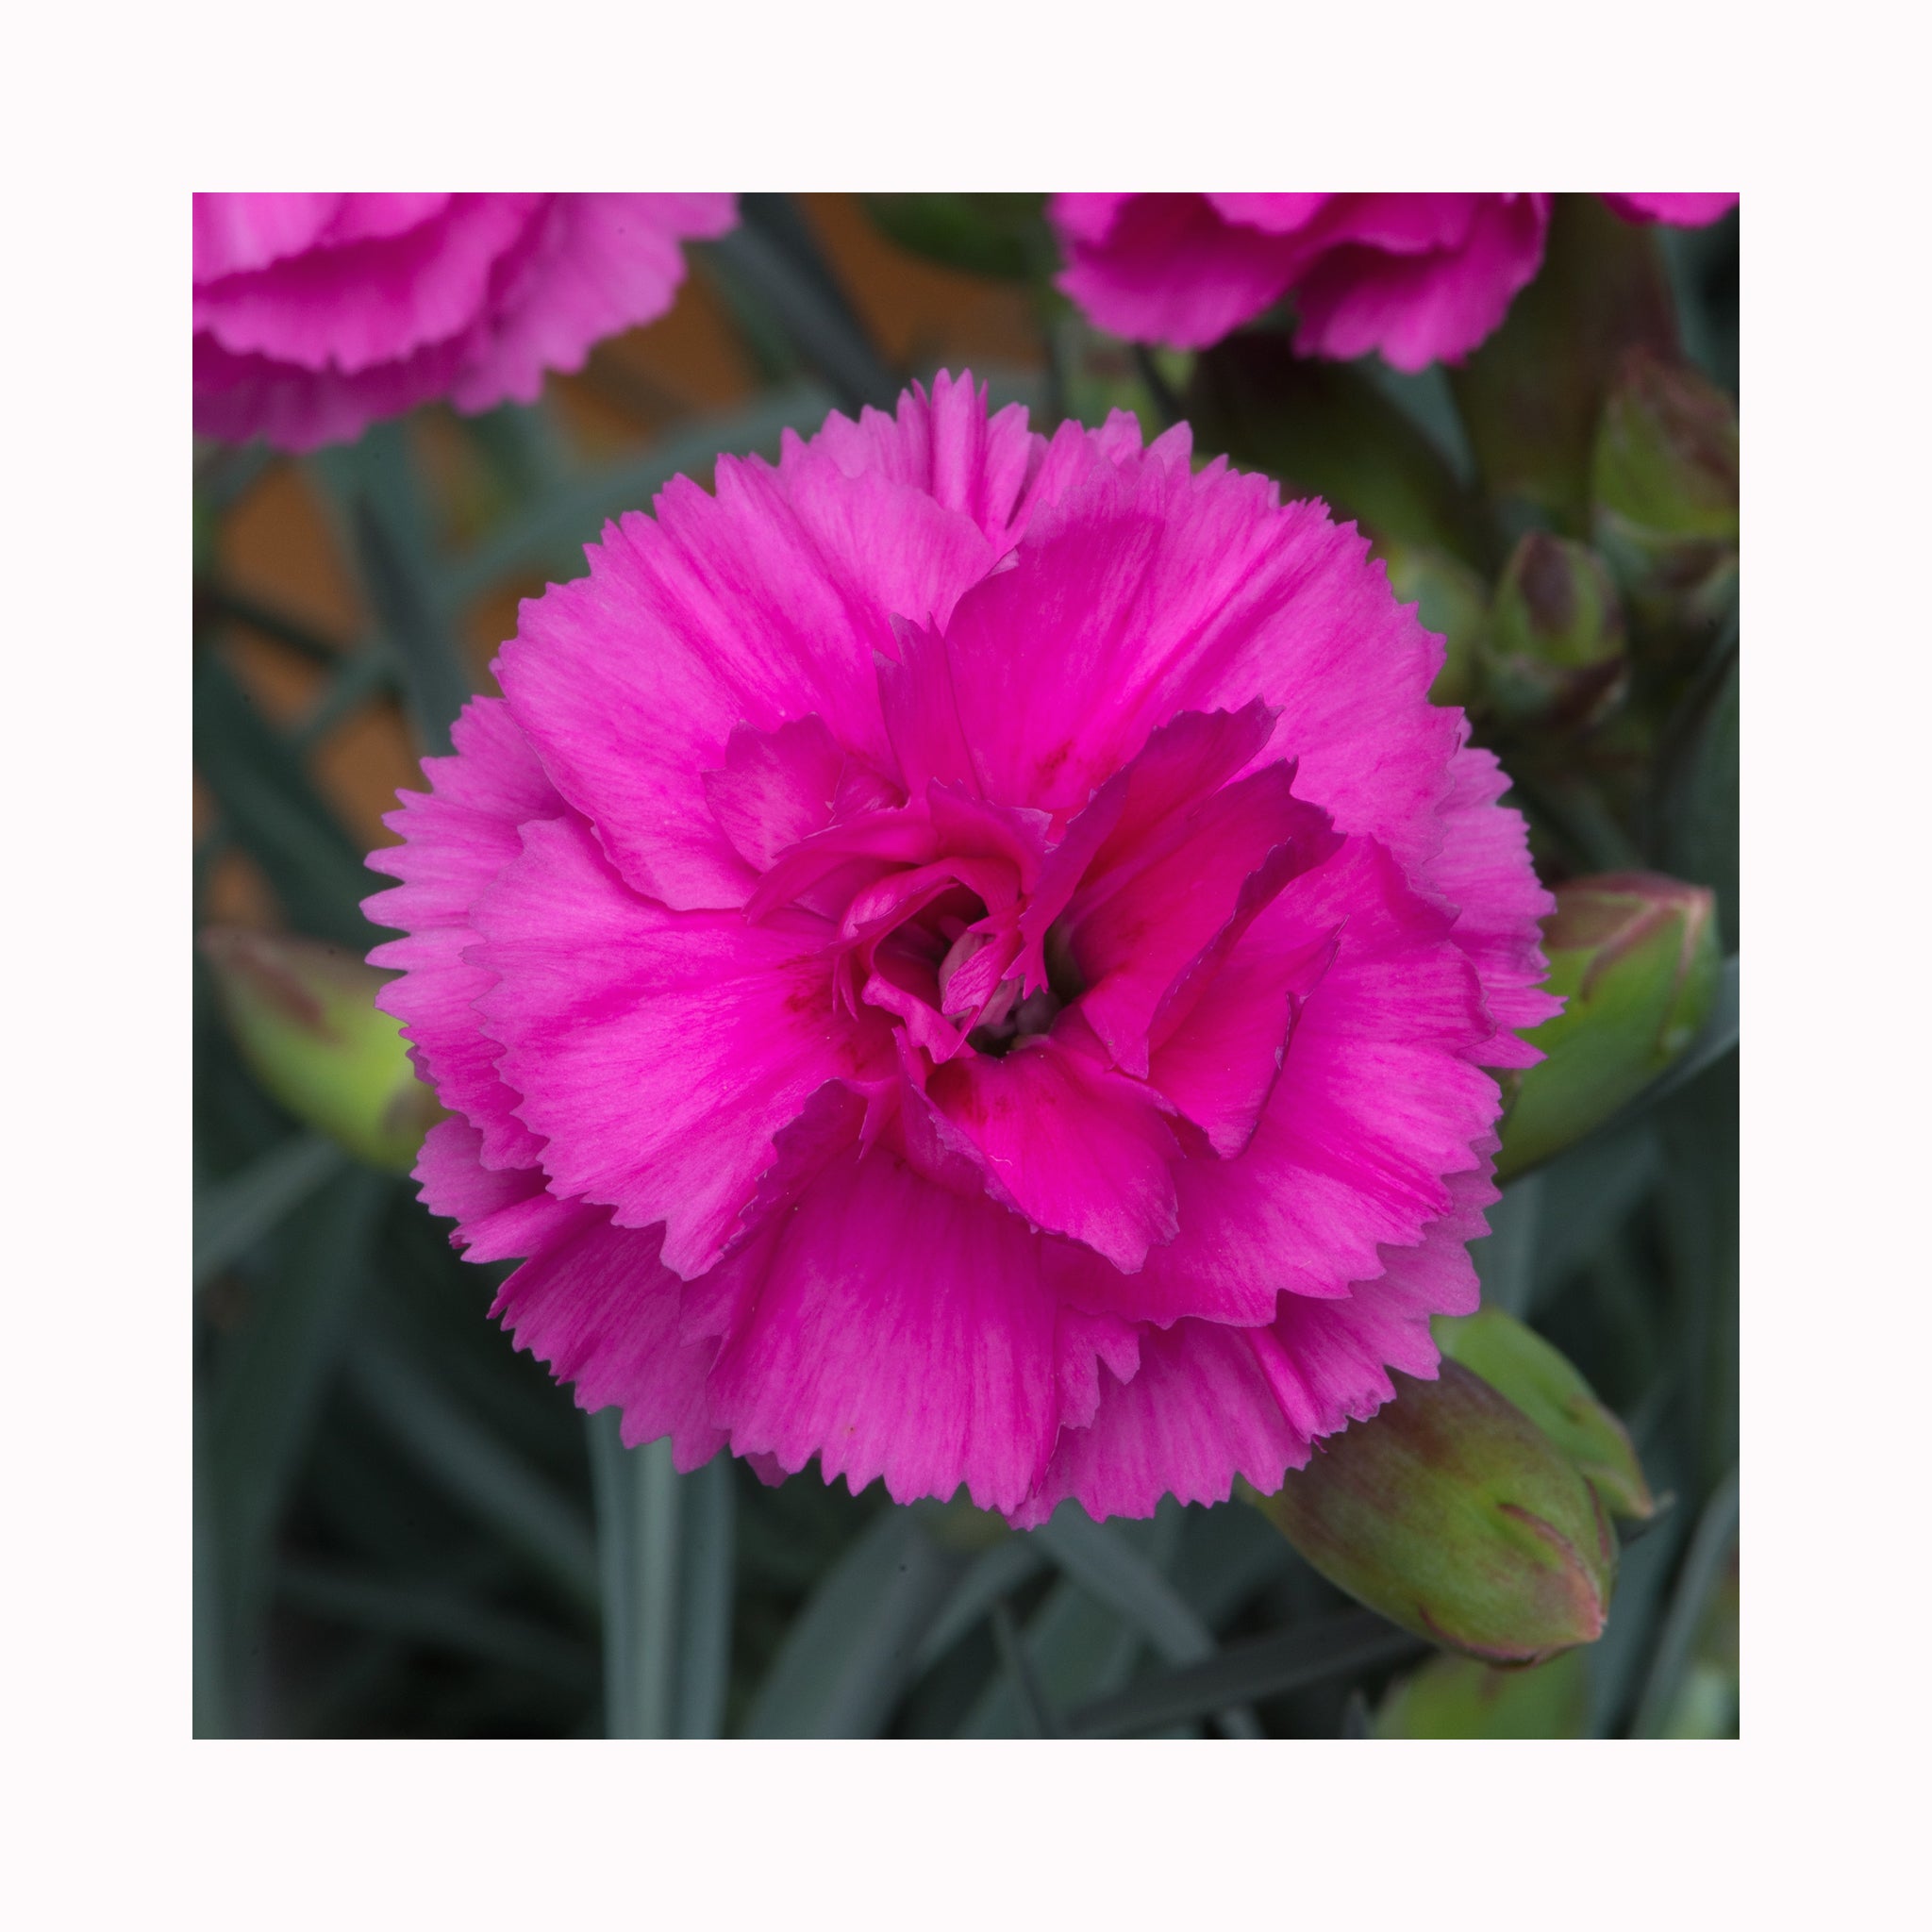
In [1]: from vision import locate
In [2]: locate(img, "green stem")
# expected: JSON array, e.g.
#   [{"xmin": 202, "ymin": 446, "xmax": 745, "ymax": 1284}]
[{"xmin": 590, "ymin": 1416, "xmax": 684, "ymax": 1739}]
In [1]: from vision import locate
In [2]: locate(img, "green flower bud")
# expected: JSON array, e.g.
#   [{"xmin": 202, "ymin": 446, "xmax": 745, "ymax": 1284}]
[
  {"xmin": 1249, "ymin": 1361, "xmax": 1616, "ymax": 1665},
  {"xmin": 1382, "ymin": 541, "xmax": 1487, "ymax": 709},
  {"xmin": 1497, "ymin": 871, "xmax": 1721, "ymax": 1179},
  {"xmin": 1592, "ymin": 348, "xmax": 1739, "ymax": 544},
  {"xmin": 201, "ymin": 926, "xmax": 442, "ymax": 1174},
  {"xmin": 1434, "ymin": 1307, "xmax": 1654, "ymax": 1522},
  {"xmin": 1482, "ymin": 533, "xmax": 1627, "ymax": 730},
  {"xmin": 1374, "ymin": 1646, "xmax": 1589, "ymax": 1739},
  {"xmin": 1591, "ymin": 349, "xmax": 1739, "ymax": 636}
]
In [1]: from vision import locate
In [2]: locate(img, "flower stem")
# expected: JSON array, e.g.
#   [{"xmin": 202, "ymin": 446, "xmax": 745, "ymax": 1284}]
[{"xmin": 589, "ymin": 1416, "xmax": 683, "ymax": 1739}]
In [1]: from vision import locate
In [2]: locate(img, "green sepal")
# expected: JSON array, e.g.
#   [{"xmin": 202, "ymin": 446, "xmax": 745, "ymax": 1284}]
[{"xmin": 1434, "ymin": 1306, "xmax": 1655, "ymax": 1522}]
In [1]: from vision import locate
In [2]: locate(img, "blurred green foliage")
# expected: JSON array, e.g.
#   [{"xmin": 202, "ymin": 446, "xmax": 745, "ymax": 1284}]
[{"xmin": 192, "ymin": 193, "xmax": 1739, "ymax": 1738}]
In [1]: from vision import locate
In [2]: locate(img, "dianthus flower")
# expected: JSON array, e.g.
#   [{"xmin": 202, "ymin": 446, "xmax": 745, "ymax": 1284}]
[
  {"xmin": 1601, "ymin": 193, "xmax": 1739, "ymax": 225},
  {"xmin": 365, "ymin": 373, "xmax": 1559, "ymax": 1524},
  {"xmin": 1050, "ymin": 192, "xmax": 1738, "ymax": 366},
  {"xmin": 1048, "ymin": 193, "xmax": 1552, "ymax": 368},
  {"xmin": 193, "ymin": 193, "xmax": 736, "ymax": 451}
]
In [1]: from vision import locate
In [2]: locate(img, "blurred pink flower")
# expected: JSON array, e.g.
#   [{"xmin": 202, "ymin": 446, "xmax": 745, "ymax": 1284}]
[
  {"xmin": 1048, "ymin": 193, "xmax": 1551, "ymax": 369},
  {"xmin": 365, "ymin": 373, "xmax": 1558, "ymax": 1524},
  {"xmin": 193, "ymin": 193, "xmax": 736, "ymax": 450},
  {"xmin": 1602, "ymin": 193, "xmax": 1739, "ymax": 225}
]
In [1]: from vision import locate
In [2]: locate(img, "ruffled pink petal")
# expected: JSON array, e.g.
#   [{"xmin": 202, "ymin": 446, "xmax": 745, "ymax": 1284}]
[
  {"xmin": 1311, "ymin": 192, "xmax": 1484, "ymax": 255},
  {"xmin": 192, "ymin": 193, "xmax": 345, "ymax": 282},
  {"xmin": 468, "ymin": 816, "xmax": 891, "ymax": 1276},
  {"xmin": 364, "ymin": 697, "xmax": 565, "ymax": 1170},
  {"xmin": 1015, "ymin": 1317, "xmax": 1307, "ymax": 1527},
  {"xmin": 448, "ymin": 193, "xmax": 736, "ymax": 410},
  {"xmin": 192, "ymin": 194, "xmax": 545, "ymax": 375},
  {"xmin": 193, "ymin": 326, "xmax": 467, "ymax": 453},
  {"xmin": 498, "ymin": 455, "xmax": 917, "ymax": 909},
  {"xmin": 875, "ymin": 615, "xmax": 979, "ymax": 799},
  {"xmin": 913, "ymin": 1025, "xmax": 1181, "ymax": 1273},
  {"xmin": 413, "ymin": 1117, "xmax": 593, "ymax": 1262},
  {"xmin": 1050, "ymin": 193, "xmax": 1307, "ymax": 350},
  {"xmin": 791, "ymin": 370, "xmax": 1046, "ymax": 550},
  {"xmin": 1146, "ymin": 924, "xmax": 1338, "ymax": 1158},
  {"xmin": 1602, "ymin": 192, "xmax": 1738, "ymax": 226},
  {"xmin": 1046, "ymin": 193, "xmax": 1139, "ymax": 247},
  {"xmin": 1291, "ymin": 194, "xmax": 1549, "ymax": 372},
  {"xmin": 1063, "ymin": 758, "xmax": 1335, "ymax": 1076},
  {"xmin": 1201, "ymin": 192, "xmax": 1332, "ymax": 236},
  {"xmin": 491, "ymin": 1213, "xmax": 728, "ymax": 1469},
  {"xmin": 779, "ymin": 455, "xmax": 1001, "ymax": 638},
  {"xmin": 1025, "ymin": 1147, "xmax": 1497, "ymax": 1525},
  {"xmin": 701, "ymin": 716, "xmax": 849, "ymax": 873},
  {"xmin": 943, "ymin": 454, "xmax": 1462, "ymax": 886},
  {"xmin": 1424, "ymin": 740, "xmax": 1562, "ymax": 1066},
  {"xmin": 701, "ymin": 1148, "xmax": 1061, "ymax": 1514},
  {"xmin": 1129, "ymin": 839, "xmax": 1498, "ymax": 1320},
  {"xmin": 1250, "ymin": 1152, "xmax": 1493, "ymax": 1437}
]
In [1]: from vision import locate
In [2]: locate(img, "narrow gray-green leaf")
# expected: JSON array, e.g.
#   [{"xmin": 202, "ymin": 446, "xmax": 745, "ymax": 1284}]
[
  {"xmin": 201, "ymin": 1165, "xmax": 387, "ymax": 1732},
  {"xmin": 348, "ymin": 1335, "xmax": 599, "ymax": 1610},
  {"xmin": 277, "ymin": 1562, "xmax": 596, "ymax": 1691},
  {"xmin": 1069, "ymin": 1613, "xmax": 1420, "ymax": 1740},
  {"xmin": 958, "ymin": 1576, "xmax": 1141, "ymax": 1738},
  {"xmin": 1034, "ymin": 1507, "xmax": 1260, "ymax": 1739},
  {"xmin": 346, "ymin": 492, "xmax": 471, "ymax": 758},
  {"xmin": 590, "ymin": 1417, "xmax": 683, "ymax": 1739},
  {"xmin": 745, "ymin": 1510, "xmax": 961, "ymax": 1738},
  {"xmin": 708, "ymin": 222, "xmax": 896, "ymax": 414},
  {"xmin": 193, "ymin": 1132, "xmax": 345, "ymax": 1288},
  {"xmin": 1632, "ymin": 1465, "xmax": 1740, "ymax": 1738},
  {"xmin": 912, "ymin": 1537, "xmax": 1047, "ymax": 1674},
  {"xmin": 675, "ymin": 1453, "xmax": 737, "ymax": 1740}
]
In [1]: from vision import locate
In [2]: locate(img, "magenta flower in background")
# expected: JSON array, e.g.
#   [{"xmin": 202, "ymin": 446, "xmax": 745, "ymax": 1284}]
[
  {"xmin": 365, "ymin": 373, "xmax": 1558, "ymax": 1524},
  {"xmin": 193, "ymin": 193, "xmax": 737, "ymax": 451},
  {"xmin": 1601, "ymin": 193, "xmax": 1739, "ymax": 225},
  {"xmin": 1050, "ymin": 192, "xmax": 1739, "ymax": 367},
  {"xmin": 1048, "ymin": 193, "xmax": 1552, "ymax": 369}
]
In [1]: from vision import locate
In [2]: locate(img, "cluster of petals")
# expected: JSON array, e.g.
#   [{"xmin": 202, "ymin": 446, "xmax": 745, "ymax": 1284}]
[
  {"xmin": 193, "ymin": 192, "xmax": 737, "ymax": 451},
  {"xmin": 1049, "ymin": 192, "xmax": 1737, "ymax": 366},
  {"xmin": 365, "ymin": 373, "xmax": 1560, "ymax": 1525}
]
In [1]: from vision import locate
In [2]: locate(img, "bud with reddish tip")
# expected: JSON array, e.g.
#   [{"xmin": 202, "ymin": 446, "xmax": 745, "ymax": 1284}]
[
  {"xmin": 1481, "ymin": 532, "xmax": 1627, "ymax": 730},
  {"xmin": 1497, "ymin": 871, "xmax": 1721, "ymax": 1178},
  {"xmin": 1591, "ymin": 349, "xmax": 1738, "ymax": 627},
  {"xmin": 1374, "ymin": 1646, "xmax": 1589, "ymax": 1739},
  {"xmin": 200, "ymin": 926, "xmax": 443, "ymax": 1174},
  {"xmin": 1435, "ymin": 1306, "xmax": 1655, "ymax": 1522},
  {"xmin": 1249, "ymin": 1361, "xmax": 1616, "ymax": 1665}
]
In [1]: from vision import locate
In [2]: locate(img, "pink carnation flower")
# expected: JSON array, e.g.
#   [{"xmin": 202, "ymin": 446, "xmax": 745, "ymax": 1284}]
[
  {"xmin": 365, "ymin": 373, "xmax": 1559, "ymax": 1524},
  {"xmin": 1048, "ymin": 193, "xmax": 1552, "ymax": 369},
  {"xmin": 1601, "ymin": 193, "xmax": 1739, "ymax": 225},
  {"xmin": 193, "ymin": 193, "xmax": 737, "ymax": 451}
]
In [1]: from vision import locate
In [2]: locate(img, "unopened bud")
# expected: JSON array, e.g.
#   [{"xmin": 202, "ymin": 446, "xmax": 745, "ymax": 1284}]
[
  {"xmin": 1249, "ymin": 1361, "xmax": 1616, "ymax": 1665},
  {"xmin": 1435, "ymin": 1307, "xmax": 1655, "ymax": 1522},
  {"xmin": 1497, "ymin": 871, "xmax": 1721, "ymax": 1178},
  {"xmin": 1483, "ymin": 533, "xmax": 1627, "ymax": 729},
  {"xmin": 1591, "ymin": 349, "xmax": 1739, "ymax": 632},
  {"xmin": 200, "ymin": 925, "xmax": 442, "ymax": 1174},
  {"xmin": 1374, "ymin": 1646, "xmax": 1589, "ymax": 1739}
]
